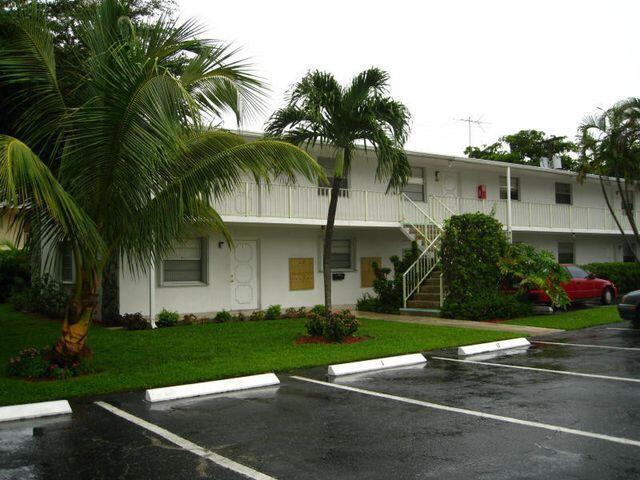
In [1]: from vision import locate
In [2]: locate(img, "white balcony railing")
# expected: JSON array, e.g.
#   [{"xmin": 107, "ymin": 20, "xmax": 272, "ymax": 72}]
[{"xmin": 213, "ymin": 182, "xmax": 638, "ymax": 233}]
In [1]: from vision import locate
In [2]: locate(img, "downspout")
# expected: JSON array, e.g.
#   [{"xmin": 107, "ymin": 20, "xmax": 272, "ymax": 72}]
[
  {"xmin": 149, "ymin": 262, "xmax": 157, "ymax": 328},
  {"xmin": 506, "ymin": 165, "xmax": 513, "ymax": 243}
]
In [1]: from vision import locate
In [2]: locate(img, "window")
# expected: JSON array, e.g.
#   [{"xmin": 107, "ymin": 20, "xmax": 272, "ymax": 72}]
[
  {"xmin": 555, "ymin": 183, "xmax": 572, "ymax": 205},
  {"xmin": 330, "ymin": 239, "xmax": 353, "ymax": 270},
  {"xmin": 60, "ymin": 243, "xmax": 74, "ymax": 284},
  {"xmin": 566, "ymin": 265, "xmax": 588, "ymax": 279},
  {"xmin": 318, "ymin": 157, "xmax": 348, "ymax": 197},
  {"xmin": 623, "ymin": 242, "xmax": 636, "ymax": 263},
  {"xmin": 499, "ymin": 176, "xmax": 520, "ymax": 201},
  {"xmin": 402, "ymin": 167, "xmax": 425, "ymax": 202},
  {"xmin": 162, "ymin": 237, "xmax": 207, "ymax": 284},
  {"xmin": 558, "ymin": 242, "xmax": 574, "ymax": 264}
]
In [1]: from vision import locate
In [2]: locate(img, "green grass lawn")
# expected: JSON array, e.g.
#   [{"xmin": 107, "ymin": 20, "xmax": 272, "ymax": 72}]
[
  {"xmin": 504, "ymin": 305, "xmax": 622, "ymax": 330},
  {"xmin": 0, "ymin": 304, "xmax": 520, "ymax": 406}
]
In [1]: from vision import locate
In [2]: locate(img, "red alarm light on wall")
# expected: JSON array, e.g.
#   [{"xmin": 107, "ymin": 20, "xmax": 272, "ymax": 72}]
[{"xmin": 477, "ymin": 184, "xmax": 487, "ymax": 200}]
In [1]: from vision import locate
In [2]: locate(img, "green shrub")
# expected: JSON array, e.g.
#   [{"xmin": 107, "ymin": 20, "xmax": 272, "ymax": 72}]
[
  {"xmin": 7, "ymin": 347, "xmax": 50, "ymax": 379},
  {"xmin": 0, "ymin": 249, "xmax": 30, "ymax": 302},
  {"xmin": 10, "ymin": 274, "xmax": 69, "ymax": 319},
  {"xmin": 305, "ymin": 309, "xmax": 359, "ymax": 342},
  {"xmin": 322, "ymin": 310, "xmax": 359, "ymax": 342},
  {"xmin": 500, "ymin": 243, "xmax": 570, "ymax": 308},
  {"xmin": 283, "ymin": 307, "xmax": 307, "ymax": 318},
  {"xmin": 440, "ymin": 213, "xmax": 548, "ymax": 320},
  {"xmin": 370, "ymin": 242, "xmax": 421, "ymax": 312},
  {"xmin": 234, "ymin": 312, "xmax": 247, "ymax": 322},
  {"xmin": 305, "ymin": 314, "xmax": 325, "ymax": 337},
  {"xmin": 117, "ymin": 312, "xmax": 150, "ymax": 330},
  {"xmin": 249, "ymin": 310, "xmax": 265, "ymax": 321},
  {"xmin": 356, "ymin": 293, "xmax": 382, "ymax": 312},
  {"xmin": 7, "ymin": 345, "xmax": 94, "ymax": 380},
  {"xmin": 441, "ymin": 292, "xmax": 533, "ymax": 320},
  {"xmin": 156, "ymin": 308, "xmax": 179, "ymax": 328},
  {"xmin": 264, "ymin": 304, "xmax": 282, "ymax": 320},
  {"xmin": 214, "ymin": 310, "xmax": 233, "ymax": 323},
  {"xmin": 581, "ymin": 262, "xmax": 640, "ymax": 294},
  {"xmin": 310, "ymin": 304, "xmax": 326, "ymax": 316}
]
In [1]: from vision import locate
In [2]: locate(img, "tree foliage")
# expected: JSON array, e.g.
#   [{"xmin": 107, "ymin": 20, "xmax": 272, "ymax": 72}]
[
  {"xmin": 0, "ymin": 0, "xmax": 322, "ymax": 357},
  {"xmin": 465, "ymin": 129, "xmax": 579, "ymax": 171},
  {"xmin": 266, "ymin": 68, "xmax": 411, "ymax": 312},
  {"xmin": 578, "ymin": 98, "xmax": 640, "ymax": 261},
  {"xmin": 499, "ymin": 242, "xmax": 570, "ymax": 308}
]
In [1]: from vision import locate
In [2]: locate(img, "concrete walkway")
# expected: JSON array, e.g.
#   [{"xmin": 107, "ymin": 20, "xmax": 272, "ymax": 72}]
[{"xmin": 355, "ymin": 311, "xmax": 562, "ymax": 336}]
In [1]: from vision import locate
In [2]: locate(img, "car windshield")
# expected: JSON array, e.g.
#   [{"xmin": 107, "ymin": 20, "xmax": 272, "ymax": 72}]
[{"xmin": 566, "ymin": 266, "xmax": 589, "ymax": 279}]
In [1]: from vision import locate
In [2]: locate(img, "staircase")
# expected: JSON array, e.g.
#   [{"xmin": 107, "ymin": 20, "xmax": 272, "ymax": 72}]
[{"xmin": 399, "ymin": 195, "xmax": 449, "ymax": 315}]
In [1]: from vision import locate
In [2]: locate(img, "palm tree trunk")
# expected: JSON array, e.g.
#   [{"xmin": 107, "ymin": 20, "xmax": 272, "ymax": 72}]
[
  {"xmin": 599, "ymin": 176, "xmax": 640, "ymax": 262},
  {"xmin": 323, "ymin": 176, "xmax": 343, "ymax": 314},
  {"xmin": 55, "ymin": 270, "xmax": 99, "ymax": 359}
]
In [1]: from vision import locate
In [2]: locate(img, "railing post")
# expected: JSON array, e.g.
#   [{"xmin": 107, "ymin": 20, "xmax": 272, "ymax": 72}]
[
  {"xmin": 528, "ymin": 203, "xmax": 532, "ymax": 227},
  {"xmin": 569, "ymin": 206, "xmax": 573, "ymax": 231},
  {"xmin": 244, "ymin": 182, "xmax": 249, "ymax": 216},
  {"xmin": 288, "ymin": 186, "xmax": 293, "ymax": 218},
  {"xmin": 364, "ymin": 190, "xmax": 369, "ymax": 221},
  {"xmin": 402, "ymin": 275, "xmax": 407, "ymax": 309},
  {"xmin": 439, "ymin": 273, "xmax": 444, "ymax": 308},
  {"xmin": 587, "ymin": 208, "xmax": 590, "ymax": 229},
  {"xmin": 398, "ymin": 194, "xmax": 403, "ymax": 222}
]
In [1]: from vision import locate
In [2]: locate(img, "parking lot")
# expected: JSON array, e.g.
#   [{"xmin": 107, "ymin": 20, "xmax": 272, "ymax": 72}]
[{"xmin": 2, "ymin": 321, "xmax": 640, "ymax": 480}]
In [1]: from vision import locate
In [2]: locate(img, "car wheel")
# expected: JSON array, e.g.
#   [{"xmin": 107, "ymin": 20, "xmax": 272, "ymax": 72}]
[{"xmin": 601, "ymin": 287, "xmax": 614, "ymax": 306}]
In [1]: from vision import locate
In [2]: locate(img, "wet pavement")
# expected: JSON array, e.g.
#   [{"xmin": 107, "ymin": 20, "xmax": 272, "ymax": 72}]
[{"xmin": 1, "ymin": 321, "xmax": 640, "ymax": 479}]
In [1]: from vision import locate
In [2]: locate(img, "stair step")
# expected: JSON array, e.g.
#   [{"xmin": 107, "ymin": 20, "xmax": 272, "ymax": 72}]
[
  {"xmin": 407, "ymin": 300, "xmax": 441, "ymax": 309},
  {"xmin": 419, "ymin": 285, "xmax": 440, "ymax": 294},
  {"xmin": 400, "ymin": 308, "xmax": 441, "ymax": 318},
  {"xmin": 412, "ymin": 292, "xmax": 440, "ymax": 301}
]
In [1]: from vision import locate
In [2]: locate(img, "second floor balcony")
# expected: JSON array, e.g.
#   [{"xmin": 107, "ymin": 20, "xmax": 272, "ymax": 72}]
[{"xmin": 213, "ymin": 182, "xmax": 636, "ymax": 234}]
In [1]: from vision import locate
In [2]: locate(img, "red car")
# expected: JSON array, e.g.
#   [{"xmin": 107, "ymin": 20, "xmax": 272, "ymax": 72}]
[{"xmin": 528, "ymin": 264, "xmax": 617, "ymax": 305}]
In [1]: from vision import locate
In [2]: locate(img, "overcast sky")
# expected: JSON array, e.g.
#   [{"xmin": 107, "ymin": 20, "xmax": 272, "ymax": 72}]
[{"xmin": 179, "ymin": 0, "xmax": 639, "ymax": 156}]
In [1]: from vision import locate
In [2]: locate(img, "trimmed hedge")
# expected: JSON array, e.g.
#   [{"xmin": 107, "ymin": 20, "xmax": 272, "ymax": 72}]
[
  {"xmin": 581, "ymin": 262, "xmax": 640, "ymax": 294},
  {"xmin": 0, "ymin": 249, "xmax": 30, "ymax": 302}
]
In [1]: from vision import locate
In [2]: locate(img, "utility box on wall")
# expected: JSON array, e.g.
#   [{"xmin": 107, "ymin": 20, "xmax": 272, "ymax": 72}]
[{"xmin": 289, "ymin": 258, "xmax": 314, "ymax": 290}]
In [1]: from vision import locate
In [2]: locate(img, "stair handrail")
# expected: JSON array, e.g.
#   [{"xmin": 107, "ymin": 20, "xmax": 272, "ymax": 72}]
[
  {"xmin": 401, "ymin": 232, "xmax": 441, "ymax": 308},
  {"xmin": 400, "ymin": 193, "xmax": 442, "ymax": 230},
  {"xmin": 429, "ymin": 195, "xmax": 456, "ymax": 215}
]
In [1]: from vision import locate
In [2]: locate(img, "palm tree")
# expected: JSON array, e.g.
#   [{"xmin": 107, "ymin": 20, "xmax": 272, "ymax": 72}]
[
  {"xmin": 579, "ymin": 98, "xmax": 640, "ymax": 261},
  {"xmin": 266, "ymin": 69, "xmax": 411, "ymax": 313},
  {"xmin": 0, "ymin": 0, "xmax": 322, "ymax": 359}
]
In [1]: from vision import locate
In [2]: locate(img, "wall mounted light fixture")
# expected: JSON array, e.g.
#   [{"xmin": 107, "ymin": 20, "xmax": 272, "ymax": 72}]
[{"xmin": 435, "ymin": 171, "xmax": 440, "ymax": 182}]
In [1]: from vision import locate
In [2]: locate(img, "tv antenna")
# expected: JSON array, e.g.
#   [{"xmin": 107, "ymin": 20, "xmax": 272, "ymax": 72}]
[{"xmin": 455, "ymin": 116, "xmax": 490, "ymax": 148}]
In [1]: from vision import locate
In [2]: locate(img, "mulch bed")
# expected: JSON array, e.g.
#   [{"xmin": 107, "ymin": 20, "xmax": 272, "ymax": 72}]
[{"xmin": 295, "ymin": 335, "xmax": 368, "ymax": 345}]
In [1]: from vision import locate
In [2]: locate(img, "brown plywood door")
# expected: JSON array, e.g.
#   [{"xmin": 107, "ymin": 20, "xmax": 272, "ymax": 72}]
[
  {"xmin": 289, "ymin": 258, "xmax": 314, "ymax": 290},
  {"xmin": 361, "ymin": 257, "xmax": 381, "ymax": 288}
]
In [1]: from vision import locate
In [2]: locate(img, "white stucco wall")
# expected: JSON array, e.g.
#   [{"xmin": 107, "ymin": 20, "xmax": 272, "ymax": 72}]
[
  {"xmin": 119, "ymin": 225, "xmax": 411, "ymax": 317},
  {"xmin": 512, "ymin": 232, "xmax": 623, "ymax": 264}
]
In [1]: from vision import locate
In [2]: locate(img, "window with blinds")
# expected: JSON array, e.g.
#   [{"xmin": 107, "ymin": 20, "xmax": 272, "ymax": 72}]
[
  {"xmin": 60, "ymin": 243, "xmax": 74, "ymax": 283},
  {"xmin": 555, "ymin": 183, "xmax": 572, "ymax": 205},
  {"xmin": 162, "ymin": 237, "xmax": 207, "ymax": 283},
  {"xmin": 557, "ymin": 242, "xmax": 574, "ymax": 264},
  {"xmin": 402, "ymin": 167, "xmax": 425, "ymax": 202},
  {"xmin": 499, "ymin": 176, "xmax": 520, "ymax": 201},
  {"xmin": 331, "ymin": 239, "xmax": 353, "ymax": 270}
]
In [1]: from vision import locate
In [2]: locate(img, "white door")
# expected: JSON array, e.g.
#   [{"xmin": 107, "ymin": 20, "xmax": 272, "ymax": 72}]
[
  {"xmin": 441, "ymin": 172, "xmax": 459, "ymax": 197},
  {"xmin": 230, "ymin": 240, "xmax": 259, "ymax": 310}
]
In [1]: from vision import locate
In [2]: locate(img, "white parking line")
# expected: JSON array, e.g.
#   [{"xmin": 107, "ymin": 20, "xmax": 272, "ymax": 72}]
[
  {"xmin": 95, "ymin": 401, "xmax": 276, "ymax": 480},
  {"xmin": 533, "ymin": 341, "xmax": 640, "ymax": 352},
  {"xmin": 431, "ymin": 356, "xmax": 640, "ymax": 383},
  {"xmin": 290, "ymin": 376, "xmax": 640, "ymax": 448}
]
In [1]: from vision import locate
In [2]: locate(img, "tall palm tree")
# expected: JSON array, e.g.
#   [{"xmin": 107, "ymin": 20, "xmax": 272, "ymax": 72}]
[
  {"xmin": 0, "ymin": 0, "xmax": 322, "ymax": 359},
  {"xmin": 266, "ymin": 69, "xmax": 411, "ymax": 313},
  {"xmin": 579, "ymin": 98, "xmax": 640, "ymax": 261}
]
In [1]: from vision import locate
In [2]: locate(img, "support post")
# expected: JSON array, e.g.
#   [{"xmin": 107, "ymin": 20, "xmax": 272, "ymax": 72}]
[
  {"xmin": 506, "ymin": 165, "xmax": 513, "ymax": 242},
  {"xmin": 149, "ymin": 263, "xmax": 156, "ymax": 328},
  {"xmin": 364, "ymin": 190, "xmax": 369, "ymax": 221}
]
